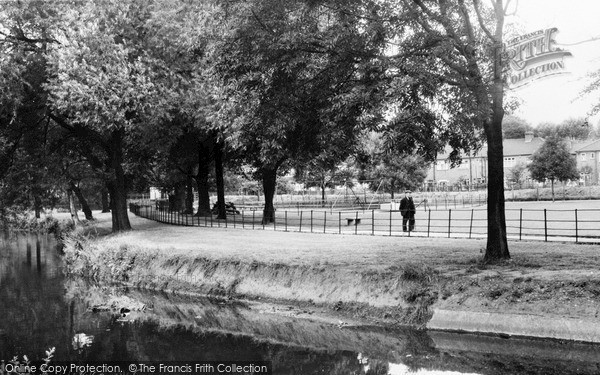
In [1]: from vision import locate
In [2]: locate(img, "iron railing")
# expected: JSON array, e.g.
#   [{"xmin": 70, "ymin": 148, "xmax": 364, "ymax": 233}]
[{"xmin": 129, "ymin": 203, "xmax": 600, "ymax": 244}]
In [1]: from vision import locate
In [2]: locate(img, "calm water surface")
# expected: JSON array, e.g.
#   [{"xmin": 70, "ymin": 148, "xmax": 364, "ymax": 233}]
[{"xmin": 1, "ymin": 233, "xmax": 599, "ymax": 375}]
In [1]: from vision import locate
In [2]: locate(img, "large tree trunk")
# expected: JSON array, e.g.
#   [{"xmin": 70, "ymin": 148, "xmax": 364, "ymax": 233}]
[
  {"xmin": 34, "ymin": 194, "xmax": 42, "ymax": 219},
  {"xmin": 484, "ymin": 118, "xmax": 509, "ymax": 262},
  {"xmin": 67, "ymin": 188, "xmax": 81, "ymax": 226},
  {"xmin": 184, "ymin": 173, "xmax": 194, "ymax": 214},
  {"xmin": 70, "ymin": 181, "xmax": 93, "ymax": 220},
  {"xmin": 483, "ymin": 37, "xmax": 510, "ymax": 262},
  {"xmin": 194, "ymin": 171, "xmax": 211, "ymax": 216},
  {"xmin": 169, "ymin": 183, "xmax": 186, "ymax": 212},
  {"xmin": 108, "ymin": 130, "xmax": 131, "ymax": 232},
  {"xmin": 195, "ymin": 141, "xmax": 211, "ymax": 217},
  {"xmin": 101, "ymin": 188, "xmax": 110, "ymax": 213},
  {"xmin": 261, "ymin": 167, "xmax": 277, "ymax": 224},
  {"xmin": 214, "ymin": 141, "xmax": 226, "ymax": 220}
]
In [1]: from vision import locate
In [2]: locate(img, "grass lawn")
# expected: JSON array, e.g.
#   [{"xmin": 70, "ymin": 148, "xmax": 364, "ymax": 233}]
[{"xmin": 82, "ymin": 210, "xmax": 600, "ymax": 277}]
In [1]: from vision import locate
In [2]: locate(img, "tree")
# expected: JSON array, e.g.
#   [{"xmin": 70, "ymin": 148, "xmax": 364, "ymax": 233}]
[
  {"xmin": 536, "ymin": 122, "xmax": 558, "ymax": 138},
  {"xmin": 507, "ymin": 162, "xmax": 527, "ymax": 189},
  {"xmin": 215, "ymin": 0, "xmax": 388, "ymax": 224},
  {"xmin": 537, "ymin": 118, "xmax": 591, "ymax": 140},
  {"xmin": 502, "ymin": 115, "xmax": 533, "ymax": 139},
  {"xmin": 0, "ymin": 2, "xmax": 65, "ymax": 218},
  {"xmin": 44, "ymin": 0, "xmax": 176, "ymax": 231},
  {"xmin": 529, "ymin": 136, "xmax": 578, "ymax": 201},
  {"xmin": 294, "ymin": 155, "xmax": 354, "ymax": 206},
  {"xmin": 355, "ymin": 133, "xmax": 427, "ymax": 198},
  {"xmin": 143, "ymin": 0, "xmax": 237, "ymax": 220},
  {"xmin": 388, "ymin": 0, "xmax": 513, "ymax": 261},
  {"xmin": 559, "ymin": 117, "xmax": 591, "ymax": 140}
]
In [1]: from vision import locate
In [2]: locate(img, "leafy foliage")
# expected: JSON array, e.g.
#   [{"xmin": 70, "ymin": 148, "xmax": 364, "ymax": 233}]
[
  {"xmin": 502, "ymin": 115, "xmax": 533, "ymax": 139},
  {"xmin": 536, "ymin": 117, "xmax": 591, "ymax": 140},
  {"xmin": 529, "ymin": 136, "xmax": 579, "ymax": 200},
  {"xmin": 507, "ymin": 162, "xmax": 527, "ymax": 188},
  {"xmin": 355, "ymin": 133, "xmax": 428, "ymax": 196}
]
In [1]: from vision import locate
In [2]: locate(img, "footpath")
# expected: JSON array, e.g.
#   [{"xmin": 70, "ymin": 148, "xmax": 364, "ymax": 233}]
[{"xmin": 64, "ymin": 212, "xmax": 600, "ymax": 343}]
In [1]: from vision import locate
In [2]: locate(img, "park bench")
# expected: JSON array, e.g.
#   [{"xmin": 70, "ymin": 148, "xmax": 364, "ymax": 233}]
[{"xmin": 345, "ymin": 217, "xmax": 362, "ymax": 225}]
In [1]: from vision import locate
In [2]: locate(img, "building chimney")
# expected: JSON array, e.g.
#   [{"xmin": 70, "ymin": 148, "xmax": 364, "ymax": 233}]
[{"xmin": 525, "ymin": 131, "xmax": 534, "ymax": 143}]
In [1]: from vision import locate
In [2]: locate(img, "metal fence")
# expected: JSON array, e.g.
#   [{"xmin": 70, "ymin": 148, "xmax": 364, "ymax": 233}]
[{"xmin": 129, "ymin": 203, "xmax": 600, "ymax": 244}]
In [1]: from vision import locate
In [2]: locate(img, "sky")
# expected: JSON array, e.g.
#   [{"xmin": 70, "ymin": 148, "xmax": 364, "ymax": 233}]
[{"xmin": 505, "ymin": 0, "xmax": 600, "ymax": 127}]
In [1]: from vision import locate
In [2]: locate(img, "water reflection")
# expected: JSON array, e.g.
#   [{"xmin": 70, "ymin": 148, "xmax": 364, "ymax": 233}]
[{"xmin": 1, "ymin": 233, "xmax": 600, "ymax": 375}]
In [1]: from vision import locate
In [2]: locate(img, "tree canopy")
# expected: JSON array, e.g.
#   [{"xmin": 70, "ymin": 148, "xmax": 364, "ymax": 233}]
[
  {"xmin": 502, "ymin": 115, "xmax": 533, "ymax": 139},
  {"xmin": 0, "ymin": 0, "xmax": 535, "ymax": 261},
  {"xmin": 529, "ymin": 136, "xmax": 579, "ymax": 201}
]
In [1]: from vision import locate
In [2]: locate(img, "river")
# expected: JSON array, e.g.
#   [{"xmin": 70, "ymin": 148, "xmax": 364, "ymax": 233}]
[{"xmin": 1, "ymin": 233, "xmax": 599, "ymax": 375}]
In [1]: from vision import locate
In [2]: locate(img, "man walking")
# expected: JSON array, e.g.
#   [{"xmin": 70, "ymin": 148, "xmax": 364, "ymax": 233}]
[{"xmin": 400, "ymin": 190, "xmax": 416, "ymax": 232}]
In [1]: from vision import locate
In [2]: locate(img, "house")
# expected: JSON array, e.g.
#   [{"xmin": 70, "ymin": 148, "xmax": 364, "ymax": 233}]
[
  {"xmin": 424, "ymin": 131, "xmax": 544, "ymax": 190},
  {"xmin": 425, "ymin": 132, "xmax": 600, "ymax": 190},
  {"xmin": 573, "ymin": 139, "xmax": 600, "ymax": 184}
]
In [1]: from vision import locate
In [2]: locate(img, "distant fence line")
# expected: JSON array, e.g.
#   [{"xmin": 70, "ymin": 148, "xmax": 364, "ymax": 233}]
[
  {"xmin": 129, "ymin": 203, "xmax": 600, "ymax": 244},
  {"xmin": 132, "ymin": 194, "xmax": 488, "ymax": 212}
]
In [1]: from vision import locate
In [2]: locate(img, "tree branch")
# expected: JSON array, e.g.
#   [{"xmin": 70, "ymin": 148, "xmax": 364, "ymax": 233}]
[
  {"xmin": 472, "ymin": 0, "xmax": 495, "ymax": 40},
  {"xmin": 251, "ymin": 9, "xmax": 275, "ymax": 35}
]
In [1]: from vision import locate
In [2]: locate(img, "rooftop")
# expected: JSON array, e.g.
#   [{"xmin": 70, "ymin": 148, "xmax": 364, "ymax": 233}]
[{"xmin": 574, "ymin": 139, "xmax": 600, "ymax": 153}]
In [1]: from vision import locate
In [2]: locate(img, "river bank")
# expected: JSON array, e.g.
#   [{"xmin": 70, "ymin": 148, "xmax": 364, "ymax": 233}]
[{"xmin": 63, "ymin": 211, "xmax": 600, "ymax": 343}]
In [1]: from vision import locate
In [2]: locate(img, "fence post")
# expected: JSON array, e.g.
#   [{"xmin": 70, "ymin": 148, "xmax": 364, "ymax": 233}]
[
  {"xmin": 544, "ymin": 209, "xmax": 548, "ymax": 242},
  {"xmin": 355, "ymin": 211, "xmax": 358, "ymax": 235},
  {"xmin": 427, "ymin": 210, "xmax": 431, "ymax": 237},
  {"xmin": 448, "ymin": 209, "xmax": 452, "ymax": 238},
  {"xmin": 310, "ymin": 210, "xmax": 313, "ymax": 233},
  {"xmin": 252, "ymin": 210, "xmax": 255, "ymax": 230},
  {"xmin": 389, "ymin": 210, "xmax": 392, "ymax": 236},
  {"xmin": 469, "ymin": 209, "xmax": 473, "ymax": 239},
  {"xmin": 575, "ymin": 209, "xmax": 578, "ymax": 243},
  {"xmin": 371, "ymin": 210, "xmax": 374, "ymax": 235},
  {"xmin": 519, "ymin": 208, "xmax": 523, "ymax": 240},
  {"xmin": 338, "ymin": 212, "xmax": 341, "ymax": 234},
  {"xmin": 299, "ymin": 211, "xmax": 303, "ymax": 232},
  {"xmin": 323, "ymin": 211, "xmax": 327, "ymax": 233}
]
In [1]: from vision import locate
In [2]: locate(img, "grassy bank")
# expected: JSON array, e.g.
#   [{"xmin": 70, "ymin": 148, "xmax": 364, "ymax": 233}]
[{"xmin": 63, "ymin": 212, "xmax": 600, "ymax": 332}]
